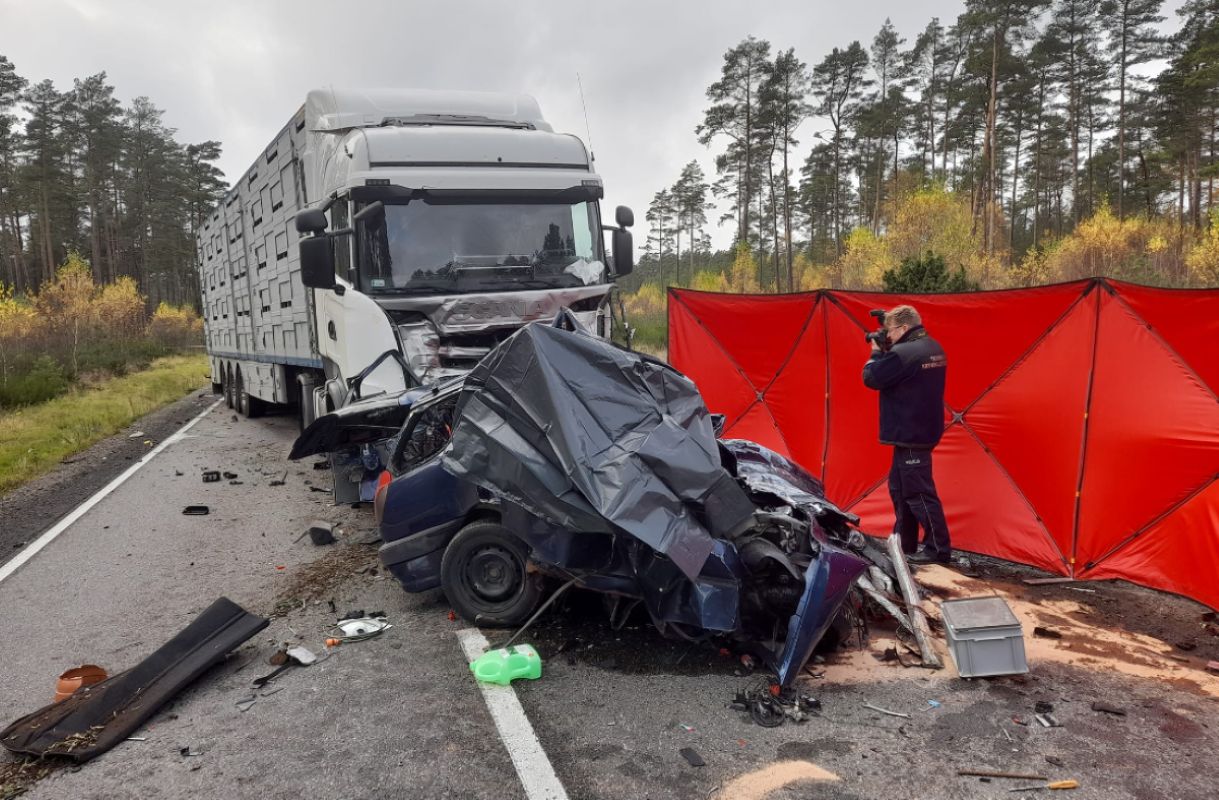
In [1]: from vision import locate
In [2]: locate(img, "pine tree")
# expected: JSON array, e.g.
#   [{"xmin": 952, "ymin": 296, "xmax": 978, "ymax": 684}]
[
  {"xmin": 1100, "ymin": 0, "xmax": 1165, "ymax": 218},
  {"xmin": 0, "ymin": 56, "xmax": 28, "ymax": 290},
  {"xmin": 810, "ymin": 42, "xmax": 871, "ymax": 255},
  {"xmin": 697, "ymin": 37, "xmax": 773, "ymax": 247}
]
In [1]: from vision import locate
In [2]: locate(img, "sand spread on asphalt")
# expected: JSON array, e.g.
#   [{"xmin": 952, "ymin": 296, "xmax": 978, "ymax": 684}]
[
  {"xmin": 819, "ymin": 565, "xmax": 1219, "ymax": 698},
  {"xmin": 712, "ymin": 759, "xmax": 839, "ymax": 800}
]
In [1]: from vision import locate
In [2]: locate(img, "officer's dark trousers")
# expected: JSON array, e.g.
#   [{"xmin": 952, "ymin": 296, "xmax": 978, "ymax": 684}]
[{"xmin": 888, "ymin": 446, "xmax": 952, "ymax": 558}]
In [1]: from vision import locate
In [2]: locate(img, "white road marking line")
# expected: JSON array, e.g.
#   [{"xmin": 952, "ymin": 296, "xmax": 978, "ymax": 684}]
[
  {"xmin": 0, "ymin": 397, "xmax": 224, "ymax": 586},
  {"xmin": 457, "ymin": 628, "xmax": 569, "ymax": 800}
]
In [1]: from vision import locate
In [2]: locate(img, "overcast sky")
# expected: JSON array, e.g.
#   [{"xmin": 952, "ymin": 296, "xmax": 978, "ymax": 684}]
[{"xmin": 0, "ymin": 0, "xmax": 1188, "ymax": 250}]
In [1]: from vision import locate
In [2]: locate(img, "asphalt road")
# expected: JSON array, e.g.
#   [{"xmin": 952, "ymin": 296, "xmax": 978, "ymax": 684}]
[{"xmin": 1, "ymin": 395, "xmax": 1216, "ymax": 799}]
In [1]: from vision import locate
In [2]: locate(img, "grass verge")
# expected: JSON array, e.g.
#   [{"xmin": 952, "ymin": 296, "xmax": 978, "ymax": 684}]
[{"xmin": 0, "ymin": 353, "xmax": 210, "ymax": 495}]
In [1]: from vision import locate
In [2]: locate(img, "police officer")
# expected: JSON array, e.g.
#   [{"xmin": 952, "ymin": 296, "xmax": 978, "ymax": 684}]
[{"xmin": 862, "ymin": 305, "xmax": 952, "ymax": 564}]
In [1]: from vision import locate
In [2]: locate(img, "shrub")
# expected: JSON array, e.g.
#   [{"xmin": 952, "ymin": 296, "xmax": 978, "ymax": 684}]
[
  {"xmin": 0, "ymin": 355, "xmax": 69, "ymax": 406},
  {"xmin": 147, "ymin": 302, "xmax": 204, "ymax": 348},
  {"xmin": 882, "ymin": 252, "xmax": 979, "ymax": 293}
]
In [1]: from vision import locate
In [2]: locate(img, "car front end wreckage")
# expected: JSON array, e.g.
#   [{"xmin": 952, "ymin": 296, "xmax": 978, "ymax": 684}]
[{"xmin": 292, "ymin": 311, "xmax": 918, "ymax": 685}]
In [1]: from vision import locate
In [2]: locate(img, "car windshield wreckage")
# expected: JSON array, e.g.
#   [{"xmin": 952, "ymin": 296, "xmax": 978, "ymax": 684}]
[{"xmin": 293, "ymin": 311, "xmax": 916, "ymax": 685}]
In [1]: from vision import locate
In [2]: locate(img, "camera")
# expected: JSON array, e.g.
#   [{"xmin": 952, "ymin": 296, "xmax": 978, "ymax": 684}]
[{"xmin": 864, "ymin": 309, "xmax": 890, "ymax": 350}]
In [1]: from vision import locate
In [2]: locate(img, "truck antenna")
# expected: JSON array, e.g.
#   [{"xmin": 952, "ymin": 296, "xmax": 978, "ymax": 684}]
[{"xmin": 577, "ymin": 72, "xmax": 595, "ymax": 163}]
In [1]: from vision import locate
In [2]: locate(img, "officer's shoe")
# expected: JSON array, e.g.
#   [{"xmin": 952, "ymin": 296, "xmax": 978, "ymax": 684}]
[{"xmin": 907, "ymin": 549, "xmax": 952, "ymax": 565}]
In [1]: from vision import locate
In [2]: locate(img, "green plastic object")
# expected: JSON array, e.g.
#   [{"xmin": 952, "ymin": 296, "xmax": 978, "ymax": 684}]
[{"xmin": 469, "ymin": 644, "xmax": 542, "ymax": 685}]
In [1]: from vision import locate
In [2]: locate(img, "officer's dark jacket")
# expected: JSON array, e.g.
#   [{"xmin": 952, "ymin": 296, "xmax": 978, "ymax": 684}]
[{"xmin": 862, "ymin": 325, "xmax": 947, "ymax": 448}]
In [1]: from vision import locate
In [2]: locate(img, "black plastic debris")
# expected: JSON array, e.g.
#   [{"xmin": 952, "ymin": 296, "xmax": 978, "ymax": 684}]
[
  {"xmin": 1034, "ymin": 701, "xmax": 1054, "ymax": 714},
  {"xmin": 679, "ymin": 747, "xmax": 705, "ymax": 767},
  {"xmin": 182, "ymin": 506, "xmax": 209, "ymax": 516},
  {"xmin": 222, "ymin": 472, "xmax": 238, "ymax": 480},
  {"xmin": 202, "ymin": 471, "xmax": 220, "ymax": 483},
  {"xmin": 1090, "ymin": 702, "xmax": 1126, "ymax": 716},
  {"xmin": 307, "ymin": 521, "xmax": 335, "ymax": 546},
  {"xmin": 1032, "ymin": 626, "xmax": 1062, "ymax": 640},
  {"xmin": 2, "ymin": 598, "xmax": 267, "ymax": 762}
]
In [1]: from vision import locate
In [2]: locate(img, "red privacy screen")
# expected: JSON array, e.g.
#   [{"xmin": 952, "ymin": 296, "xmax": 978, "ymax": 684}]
[{"xmin": 668, "ymin": 279, "xmax": 1219, "ymax": 610}]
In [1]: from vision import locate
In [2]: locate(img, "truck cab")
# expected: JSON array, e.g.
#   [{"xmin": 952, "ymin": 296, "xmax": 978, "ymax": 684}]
[{"xmin": 294, "ymin": 88, "xmax": 633, "ymax": 419}]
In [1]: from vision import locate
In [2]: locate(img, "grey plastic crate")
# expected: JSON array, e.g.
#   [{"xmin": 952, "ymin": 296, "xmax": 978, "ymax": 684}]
[{"xmin": 940, "ymin": 596, "xmax": 1028, "ymax": 678}]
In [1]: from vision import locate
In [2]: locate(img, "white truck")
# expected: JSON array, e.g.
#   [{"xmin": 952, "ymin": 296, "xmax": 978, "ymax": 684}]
[{"xmin": 197, "ymin": 88, "xmax": 634, "ymax": 439}]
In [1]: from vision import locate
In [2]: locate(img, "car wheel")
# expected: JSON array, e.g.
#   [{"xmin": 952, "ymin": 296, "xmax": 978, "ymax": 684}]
[{"xmin": 440, "ymin": 521, "xmax": 543, "ymax": 627}]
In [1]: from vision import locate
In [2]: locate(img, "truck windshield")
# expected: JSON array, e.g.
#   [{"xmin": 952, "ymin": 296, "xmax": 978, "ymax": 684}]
[{"xmin": 359, "ymin": 199, "xmax": 605, "ymax": 294}]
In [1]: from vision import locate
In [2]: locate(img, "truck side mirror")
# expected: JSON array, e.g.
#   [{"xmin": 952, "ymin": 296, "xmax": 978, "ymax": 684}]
[
  {"xmin": 615, "ymin": 205, "xmax": 634, "ymax": 228},
  {"xmin": 353, "ymin": 201, "xmax": 386, "ymax": 229},
  {"xmin": 612, "ymin": 228, "xmax": 633, "ymax": 276},
  {"xmin": 300, "ymin": 236, "xmax": 337, "ymax": 290},
  {"xmin": 295, "ymin": 208, "xmax": 328, "ymax": 235}
]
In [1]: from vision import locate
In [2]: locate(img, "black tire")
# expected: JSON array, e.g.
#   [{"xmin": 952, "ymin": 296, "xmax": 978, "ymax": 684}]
[
  {"xmin": 440, "ymin": 521, "xmax": 543, "ymax": 627},
  {"xmin": 223, "ymin": 365, "xmax": 235, "ymax": 409},
  {"xmin": 235, "ymin": 369, "xmax": 247, "ymax": 416}
]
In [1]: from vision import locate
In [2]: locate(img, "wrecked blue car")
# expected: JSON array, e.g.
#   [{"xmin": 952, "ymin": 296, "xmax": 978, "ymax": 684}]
[{"xmin": 295, "ymin": 314, "xmax": 899, "ymax": 685}]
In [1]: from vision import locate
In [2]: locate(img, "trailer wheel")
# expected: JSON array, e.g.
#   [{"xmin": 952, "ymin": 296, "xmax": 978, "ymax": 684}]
[
  {"xmin": 235, "ymin": 368, "xmax": 263, "ymax": 418},
  {"xmin": 223, "ymin": 365, "xmax": 235, "ymax": 409},
  {"xmin": 440, "ymin": 521, "xmax": 543, "ymax": 627}
]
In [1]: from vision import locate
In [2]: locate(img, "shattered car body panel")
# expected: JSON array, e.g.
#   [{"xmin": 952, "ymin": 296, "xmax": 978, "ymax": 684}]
[
  {"xmin": 367, "ymin": 316, "xmax": 886, "ymax": 685},
  {"xmin": 289, "ymin": 386, "xmax": 433, "ymax": 460}
]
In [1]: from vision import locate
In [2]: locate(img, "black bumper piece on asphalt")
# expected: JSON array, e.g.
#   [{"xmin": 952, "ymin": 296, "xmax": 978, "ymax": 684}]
[{"xmin": 1, "ymin": 597, "xmax": 268, "ymax": 762}]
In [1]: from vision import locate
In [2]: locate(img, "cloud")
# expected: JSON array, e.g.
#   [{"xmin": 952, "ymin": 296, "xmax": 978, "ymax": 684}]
[{"xmin": 4, "ymin": 0, "xmax": 968, "ymax": 249}]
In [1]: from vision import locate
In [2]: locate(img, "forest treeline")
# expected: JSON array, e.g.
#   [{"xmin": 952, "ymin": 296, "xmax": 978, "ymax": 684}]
[
  {"xmin": 631, "ymin": 0, "xmax": 1219, "ymax": 295},
  {"xmin": 0, "ymin": 56, "xmax": 226, "ymax": 304}
]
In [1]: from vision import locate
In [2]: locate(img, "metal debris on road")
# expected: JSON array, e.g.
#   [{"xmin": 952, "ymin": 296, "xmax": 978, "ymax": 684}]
[
  {"xmin": 179, "ymin": 747, "xmax": 201, "ymax": 757},
  {"xmin": 1035, "ymin": 713, "xmax": 1062, "ymax": 728},
  {"xmin": 235, "ymin": 696, "xmax": 257, "ymax": 712},
  {"xmin": 332, "ymin": 616, "xmax": 392, "ymax": 643},
  {"xmin": 251, "ymin": 646, "xmax": 317, "ymax": 688},
  {"xmin": 863, "ymin": 702, "xmax": 910, "ymax": 719},
  {"xmin": 958, "ymin": 770, "xmax": 1049, "ymax": 781}
]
